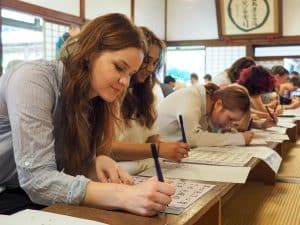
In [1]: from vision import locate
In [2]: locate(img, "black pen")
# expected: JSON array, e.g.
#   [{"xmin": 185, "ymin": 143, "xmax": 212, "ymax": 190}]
[
  {"xmin": 265, "ymin": 106, "xmax": 276, "ymax": 123},
  {"xmin": 247, "ymin": 118, "xmax": 252, "ymax": 131},
  {"xmin": 150, "ymin": 143, "xmax": 164, "ymax": 182},
  {"xmin": 179, "ymin": 114, "xmax": 187, "ymax": 143}
]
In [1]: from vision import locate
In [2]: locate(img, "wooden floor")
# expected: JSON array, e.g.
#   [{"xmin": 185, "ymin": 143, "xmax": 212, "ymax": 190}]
[
  {"xmin": 222, "ymin": 182, "xmax": 300, "ymax": 225},
  {"xmin": 223, "ymin": 136, "xmax": 300, "ymax": 225},
  {"xmin": 277, "ymin": 139, "xmax": 300, "ymax": 180}
]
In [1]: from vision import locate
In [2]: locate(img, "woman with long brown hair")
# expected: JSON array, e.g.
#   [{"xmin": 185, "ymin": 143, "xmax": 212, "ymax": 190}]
[
  {"xmin": 111, "ymin": 27, "xmax": 189, "ymax": 174},
  {"xmin": 0, "ymin": 13, "xmax": 174, "ymax": 216}
]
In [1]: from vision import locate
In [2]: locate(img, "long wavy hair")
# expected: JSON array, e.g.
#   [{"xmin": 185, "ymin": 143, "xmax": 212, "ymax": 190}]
[
  {"xmin": 61, "ymin": 13, "xmax": 147, "ymax": 175},
  {"xmin": 121, "ymin": 27, "xmax": 165, "ymax": 129}
]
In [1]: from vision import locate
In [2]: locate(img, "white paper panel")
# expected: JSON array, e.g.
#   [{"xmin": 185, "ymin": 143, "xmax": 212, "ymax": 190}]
[
  {"xmin": 283, "ymin": 0, "xmax": 300, "ymax": 36},
  {"xmin": 167, "ymin": 0, "xmax": 218, "ymax": 41},
  {"xmin": 134, "ymin": 0, "xmax": 165, "ymax": 40},
  {"xmin": 19, "ymin": 0, "xmax": 80, "ymax": 16},
  {"xmin": 85, "ymin": 0, "xmax": 131, "ymax": 20}
]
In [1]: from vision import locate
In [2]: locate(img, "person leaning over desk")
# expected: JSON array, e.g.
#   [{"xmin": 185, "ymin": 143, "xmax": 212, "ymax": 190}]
[
  {"xmin": 111, "ymin": 27, "xmax": 189, "ymax": 175},
  {"xmin": 157, "ymin": 83, "xmax": 253, "ymax": 147},
  {"xmin": 0, "ymin": 13, "xmax": 175, "ymax": 216}
]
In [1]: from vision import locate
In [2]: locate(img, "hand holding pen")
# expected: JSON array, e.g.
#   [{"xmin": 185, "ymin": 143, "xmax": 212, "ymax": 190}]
[{"xmin": 265, "ymin": 106, "xmax": 278, "ymax": 124}]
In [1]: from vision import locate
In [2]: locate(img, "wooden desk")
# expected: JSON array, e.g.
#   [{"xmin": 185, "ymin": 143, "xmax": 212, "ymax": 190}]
[
  {"xmin": 45, "ymin": 182, "xmax": 227, "ymax": 225},
  {"xmin": 44, "ymin": 154, "xmax": 278, "ymax": 225},
  {"xmin": 44, "ymin": 137, "xmax": 292, "ymax": 225}
]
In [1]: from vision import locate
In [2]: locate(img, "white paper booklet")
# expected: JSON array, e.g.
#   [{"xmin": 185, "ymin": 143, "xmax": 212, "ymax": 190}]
[
  {"xmin": 191, "ymin": 146, "xmax": 282, "ymax": 173},
  {"xmin": 133, "ymin": 176, "xmax": 215, "ymax": 214},
  {"xmin": 3, "ymin": 209, "xmax": 108, "ymax": 225},
  {"xmin": 139, "ymin": 161, "xmax": 251, "ymax": 184},
  {"xmin": 181, "ymin": 149, "xmax": 252, "ymax": 167}
]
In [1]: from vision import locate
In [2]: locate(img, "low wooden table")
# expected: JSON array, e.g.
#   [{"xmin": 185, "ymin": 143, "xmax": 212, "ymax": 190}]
[{"xmin": 44, "ymin": 135, "xmax": 294, "ymax": 225}]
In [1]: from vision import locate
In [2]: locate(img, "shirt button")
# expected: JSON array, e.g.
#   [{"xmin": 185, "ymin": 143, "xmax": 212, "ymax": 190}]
[{"xmin": 24, "ymin": 161, "xmax": 29, "ymax": 166}]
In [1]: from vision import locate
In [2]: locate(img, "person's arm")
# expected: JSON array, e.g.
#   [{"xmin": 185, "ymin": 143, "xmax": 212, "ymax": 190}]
[
  {"xmin": 283, "ymin": 98, "xmax": 300, "ymax": 110},
  {"xmin": 7, "ymin": 64, "xmax": 89, "ymax": 206},
  {"xmin": 111, "ymin": 139, "xmax": 189, "ymax": 162},
  {"xmin": 83, "ymin": 176, "xmax": 175, "ymax": 216},
  {"xmin": 251, "ymin": 95, "xmax": 268, "ymax": 112},
  {"xmin": 111, "ymin": 142, "xmax": 153, "ymax": 160},
  {"xmin": 250, "ymin": 108, "xmax": 269, "ymax": 119}
]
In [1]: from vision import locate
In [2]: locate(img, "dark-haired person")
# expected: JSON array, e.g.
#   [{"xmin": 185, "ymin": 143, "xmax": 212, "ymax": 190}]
[
  {"xmin": 157, "ymin": 83, "xmax": 253, "ymax": 147},
  {"xmin": 261, "ymin": 65, "xmax": 289, "ymax": 112},
  {"xmin": 164, "ymin": 75, "xmax": 176, "ymax": 88},
  {"xmin": 0, "ymin": 14, "xmax": 175, "ymax": 216},
  {"xmin": 55, "ymin": 24, "xmax": 80, "ymax": 58},
  {"xmin": 203, "ymin": 74, "xmax": 212, "ymax": 84},
  {"xmin": 190, "ymin": 73, "xmax": 199, "ymax": 85},
  {"xmin": 112, "ymin": 27, "xmax": 189, "ymax": 175},
  {"xmin": 213, "ymin": 57, "xmax": 256, "ymax": 87},
  {"xmin": 279, "ymin": 77, "xmax": 300, "ymax": 109},
  {"xmin": 237, "ymin": 65, "xmax": 277, "ymax": 119},
  {"xmin": 290, "ymin": 71, "xmax": 299, "ymax": 79}
]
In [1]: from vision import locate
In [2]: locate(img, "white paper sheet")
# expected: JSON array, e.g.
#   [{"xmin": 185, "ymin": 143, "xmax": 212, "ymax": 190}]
[
  {"xmin": 133, "ymin": 176, "xmax": 215, "ymax": 214},
  {"xmin": 266, "ymin": 126, "xmax": 288, "ymax": 134},
  {"xmin": 181, "ymin": 149, "xmax": 252, "ymax": 167},
  {"xmin": 5, "ymin": 210, "xmax": 107, "ymax": 225},
  {"xmin": 277, "ymin": 122, "xmax": 296, "ymax": 128},
  {"xmin": 139, "ymin": 161, "xmax": 251, "ymax": 183},
  {"xmin": 249, "ymin": 137, "xmax": 268, "ymax": 145},
  {"xmin": 251, "ymin": 129, "xmax": 289, "ymax": 143},
  {"xmin": 191, "ymin": 146, "xmax": 282, "ymax": 173}
]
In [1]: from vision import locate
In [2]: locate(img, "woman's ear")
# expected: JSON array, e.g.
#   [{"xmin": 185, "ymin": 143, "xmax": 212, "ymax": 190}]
[{"xmin": 215, "ymin": 99, "xmax": 223, "ymax": 110}]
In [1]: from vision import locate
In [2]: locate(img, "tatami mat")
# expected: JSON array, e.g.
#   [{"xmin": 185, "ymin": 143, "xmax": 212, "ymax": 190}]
[
  {"xmin": 278, "ymin": 139, "xmax": 300, "ymax": 179},
  {"xmin": 222, "ymin": 182, "xmax": 300, "ymax": 225}
]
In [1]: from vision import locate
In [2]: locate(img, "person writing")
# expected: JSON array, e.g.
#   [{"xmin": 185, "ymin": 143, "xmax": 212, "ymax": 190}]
[{"xmin": 0, "ymin": 13, "xmax": 174, "ymax": 216}]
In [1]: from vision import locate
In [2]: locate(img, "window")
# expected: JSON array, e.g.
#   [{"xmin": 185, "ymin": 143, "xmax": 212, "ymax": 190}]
[
  {"xmin": 166, "ymin": 46, "xmax": 205, "ymax": 85},
  {"xmin": 1, "ymin": 9, "xmax": 69, "ymax": 73},
  {"xmin": 205, "ymin": 46, "xmax": 246, "ymax": 77},
  {"xmin": 2, "ymin": 9, "xmax": 43, "ymax": 72},
  {"xmin": 44, "ymin": 21, "xmax": 68, "ymax": 60},
  {"xmin": 255, "ymin": 45, "xmax": 300, "ymax": 57}
]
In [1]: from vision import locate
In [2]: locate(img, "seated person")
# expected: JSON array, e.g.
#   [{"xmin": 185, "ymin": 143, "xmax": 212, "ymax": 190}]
[{"xmin": 157, "ymin": 83, "xmax": 253, "ymax": 147}]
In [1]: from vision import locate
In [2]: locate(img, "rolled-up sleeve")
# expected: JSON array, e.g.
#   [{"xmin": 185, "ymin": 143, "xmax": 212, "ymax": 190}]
[{"xmin": 6, "ymin": 64, "xmax": 89, "ymax": 205}]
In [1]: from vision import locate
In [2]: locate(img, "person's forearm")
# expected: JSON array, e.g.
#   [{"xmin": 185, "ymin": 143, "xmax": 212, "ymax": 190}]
[
  {"xmin": 111, "ymin": 142, "xmax": 152, "ymax": 160},
  {"xmin": 83, "ymin": 181, "xmax": 127, "ymax": 210}
]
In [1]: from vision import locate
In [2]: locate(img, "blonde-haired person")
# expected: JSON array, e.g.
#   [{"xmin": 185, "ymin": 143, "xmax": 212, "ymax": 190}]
[
  {"xmin": 0, "ymin": 14, "xmax": 174, "ymax": 216},
  {"xmin": 112, "ymin": 27, "xmax": 188, "ymax": 174},
  {"xmin": 157, "ymin": 83, "xmax": 253, "ymax": 147}
]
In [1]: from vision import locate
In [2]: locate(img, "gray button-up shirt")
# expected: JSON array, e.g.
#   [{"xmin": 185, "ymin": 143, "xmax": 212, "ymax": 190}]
[{"xmin": 0, "ymin": 60, "xmax": 89, "ymax": 205}]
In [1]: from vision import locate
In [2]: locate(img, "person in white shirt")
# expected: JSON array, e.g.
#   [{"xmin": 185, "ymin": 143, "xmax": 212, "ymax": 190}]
[
  {"xmin": 213, "ymin": 57, "xmax": 256, "ymax": 87},
  {"xmin": 112, "ymin": 27, "xmax": 189, "ymax": 174},
  {"xmin": 157, "ymin": 83, "xmax": 254, "ymax": 147}
]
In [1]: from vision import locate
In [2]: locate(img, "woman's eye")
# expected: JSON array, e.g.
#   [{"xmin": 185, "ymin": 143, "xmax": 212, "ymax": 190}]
[{"xmin": 115, "ymin": 64, "xmax": 124, "ymax": 72}]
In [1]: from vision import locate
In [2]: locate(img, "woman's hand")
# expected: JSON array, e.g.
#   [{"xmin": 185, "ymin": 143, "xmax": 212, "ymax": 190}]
[
  {"xmin": 120, "ymin": 177, "xmax": 175, "ymax": 216},
  {"xmin": 91, "ymin": 155, "xmax": 133, "ymax": 185},
  {"xmin": 243, "ymin": 131, "xmax": 253, "ymax": 145},
  {"xmin": 159, "ymin": 142, "xmax": 189, "ymax": 162},
  {"xmin": 261, "ymin": 116, "xmax": 277, "ymax": 129}
]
